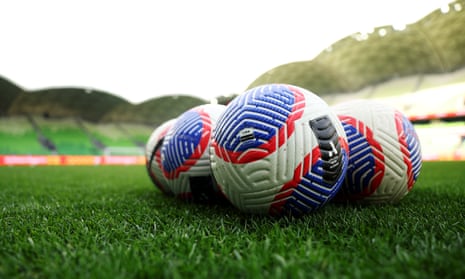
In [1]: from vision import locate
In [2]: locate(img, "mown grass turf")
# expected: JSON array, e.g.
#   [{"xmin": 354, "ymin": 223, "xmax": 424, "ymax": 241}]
[{"xmin": 0, "ymin": 162, "xmax": 464, "ymax": 279}]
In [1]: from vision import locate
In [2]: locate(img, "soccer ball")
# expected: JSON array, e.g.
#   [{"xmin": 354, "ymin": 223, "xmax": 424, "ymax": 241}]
[
  {"xmin": 161, "ymin": 103, "xmax": 226, "ymax": 203},
  {"xmin": 145, "ymin": 118, "xmax": 177, "ymax": 195},
  {"xmin": 210, "ymin": 84, "xmax": 349, "ymax": 216},
  {"xmin": 332, "ymin": 100, "xmax": 422, "ymax": 203}
]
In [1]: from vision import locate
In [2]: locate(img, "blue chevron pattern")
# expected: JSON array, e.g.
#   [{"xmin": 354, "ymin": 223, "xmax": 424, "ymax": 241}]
[
  {"xmin": 282, "ymin": 149, "xmax": 349, "ymax": 216},
  {"xmin": 162, "ymin": 110, "xmax": 205, "ymax": 174},
  {"xmin": 213, "ymin": 84, "xmax": 304, "ymax": 161},
  {"xmin": 340, "ymin": 117, "xmax": 385, "ymax": 196}
]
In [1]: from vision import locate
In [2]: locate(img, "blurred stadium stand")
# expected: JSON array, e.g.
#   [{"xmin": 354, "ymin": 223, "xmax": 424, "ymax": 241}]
[
  {"xmin": 0, "ymin": 115, "xmax": 152, "ymax": 156},
  {"xmin": 0, "ymin": 116, "xmax": 50, "ymax": 155},
  {"xmin": 247, "ymin": 0, "xmax": 465, "ymax": 161},
  {"xmin": 33, "ymin": 117, "xmax": 101, "ymax": 155},
  {"xmin": 1, "ymin": 1, "xmax": 465, "ymax": 160},
  {"xmin": 0, "ymin": 77, "xmax": 206, "ymax": 156},
  {"xmin": 248, "ymin": 0, "xmax": 465, "ymax": 94},
  {"xmin": 82, "ymin": 121, "xmax": 138, "ymax": 149},
  {"xmin": 415, "ymin": 121, "xmax": 465, "ymax": 160}
]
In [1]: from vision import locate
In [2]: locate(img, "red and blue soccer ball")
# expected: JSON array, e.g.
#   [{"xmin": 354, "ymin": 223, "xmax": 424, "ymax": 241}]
[
  {"xmin": 210, "ymin": 84, "xmax": 349, "ymax": 216},
  {"xmin": 333, "ymin": 100, "xmax": 422, "ymax": 203},
  {"xmin": 161, "ymin": 104, "xmax": 226, "ymax": 203},
  {"xmin": 145, "ymin": 118, "xmax": 177, "ymax": 195}
]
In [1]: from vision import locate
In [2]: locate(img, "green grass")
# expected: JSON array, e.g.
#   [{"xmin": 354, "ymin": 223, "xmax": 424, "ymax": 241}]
[{"xmin": 0, "ymin": 162, "xmax": 464, "ymax": 279}]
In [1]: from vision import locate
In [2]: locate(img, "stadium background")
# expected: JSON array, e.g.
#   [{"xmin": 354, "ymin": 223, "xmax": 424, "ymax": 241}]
[{"xmin": 1, "ymin": 0, "xmax": 464, "ymax": 165}]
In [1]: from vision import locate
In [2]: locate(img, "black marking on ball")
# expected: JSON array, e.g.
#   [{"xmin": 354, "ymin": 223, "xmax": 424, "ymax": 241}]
[
  {"xmin": 189, "ymin": 176, "xmax": 218, "ymax": 203},
  {"xmin": 309, "ymin": 116, "xmax": 344, "ymax": 185},
  {"xmin": 239, "ymin": 128, "xmax": 255, "ymax": 142}
]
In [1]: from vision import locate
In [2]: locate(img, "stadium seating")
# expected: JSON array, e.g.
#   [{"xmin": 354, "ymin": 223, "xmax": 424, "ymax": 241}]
[
  {"xmin": 417, "ymin": 67, "xmax": 465, "ymax": 91},
  {"xmin": 414, "ymin": 121, "xmax": 465, "ymax": 160},
  {"xmin": 83, "ymin": 122, "xmax": 137, "ymax": 147},
  {"xmin": 368, "ymin": 76, "xmax": 420, "ymax": 98},
  {"xmin": 2, "ymin": 2, "xmax": 465, "ymax": 161},
  {"xmin": 83, "ymin": 122, "xmax": 147, "ymax": 155},
  {"xmin": 0, "ymin": 115, "xmax": 153, "ymax": 156},
  {"xmin": 248, "ymin": 1, "xmax": 465, "ymax": 95},
  {"xmin": 0, "ymin": 116, "xmax": 50, "ymax": 154},
  {"xmin": 117, "ymin": 123, "xmax": 154, "ymax": 146},
  {"xmin": 34, "ymin": 117, "xmax": 100, "ymax": 155}
]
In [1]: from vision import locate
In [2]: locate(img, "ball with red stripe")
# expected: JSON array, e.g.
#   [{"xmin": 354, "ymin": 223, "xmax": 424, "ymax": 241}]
[
  {"xmin": 211, "ymin": 84, "xmax": 349, "ymax": 216},
  {"xmin": 145, "ymin": 118, "xmax": 177, "ymax": 195},
  {"xmin": 161, "ymin": 104, "xmax": 226, "ymax": 203},
  {"xmin": 333, "ymin": 100, "xmax": 422, "ymax": 203}
]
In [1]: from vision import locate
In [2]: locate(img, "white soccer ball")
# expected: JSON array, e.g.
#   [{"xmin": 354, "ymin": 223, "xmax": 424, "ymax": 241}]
[
  {"xmin": 332, "ymin": 100, "xmax": 422, "ymax": 203},
  {"xmin": 161, "ymin": 103, "xmax": 226, "ymax": 203},
  {"xmin": 145, "ymin": 118, "xmax": 177, "ymax": 195},
  {"xmin": 210, "ymin": 84, "xmax": 349, "ymax": 216}
]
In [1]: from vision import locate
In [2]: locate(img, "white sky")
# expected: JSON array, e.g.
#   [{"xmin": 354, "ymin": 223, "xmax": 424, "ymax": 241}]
[{"xmin": 0, "ymin": 0, "xmax": 452, "ymax": 103}]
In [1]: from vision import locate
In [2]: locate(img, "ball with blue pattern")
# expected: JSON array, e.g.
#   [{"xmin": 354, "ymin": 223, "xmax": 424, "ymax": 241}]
[{"xmin": 211, "ymin": 84, "xmax": 349, "ymax": 216}]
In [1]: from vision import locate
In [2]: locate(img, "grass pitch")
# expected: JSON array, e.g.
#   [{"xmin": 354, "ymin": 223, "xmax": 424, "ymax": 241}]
[{"xmin": 0, "ymin": 162, "xmax": 464, "ymax": 279}]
